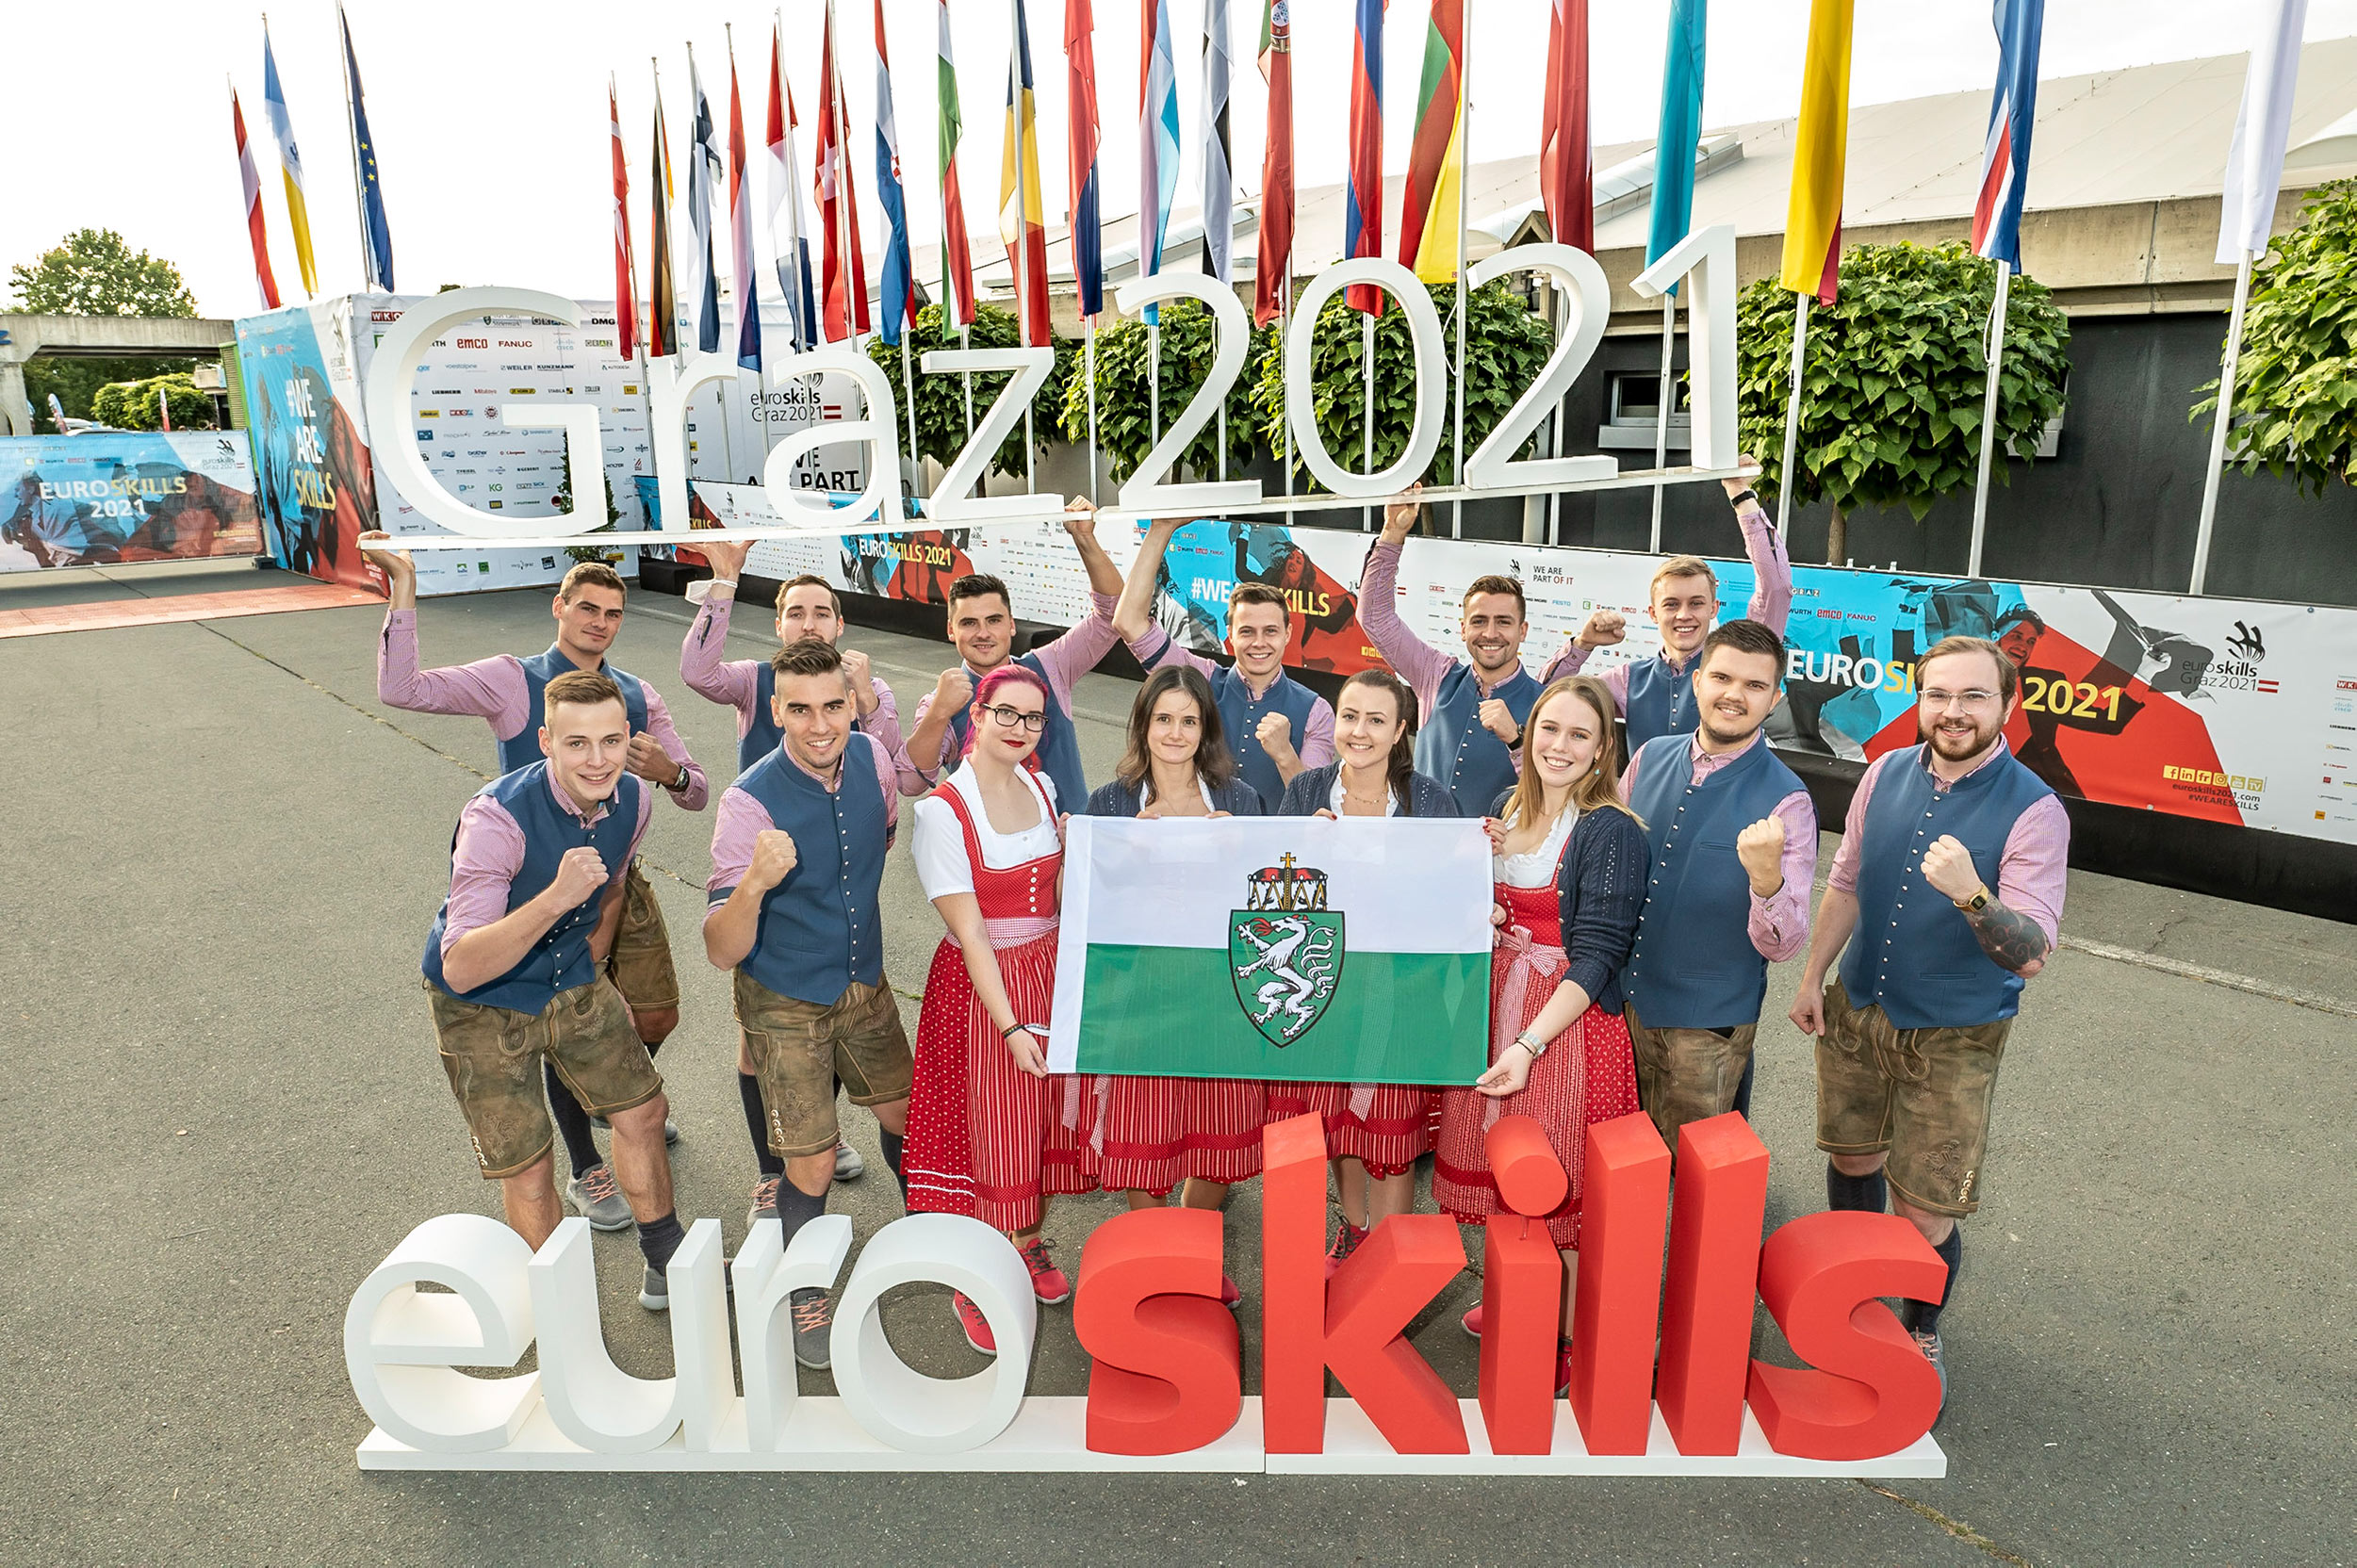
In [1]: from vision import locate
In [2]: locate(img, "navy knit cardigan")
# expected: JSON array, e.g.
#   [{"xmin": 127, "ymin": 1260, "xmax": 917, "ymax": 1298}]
[{"xmin": 1490, "ymin": 789, "xmax": 1649, "ymax": 1017}]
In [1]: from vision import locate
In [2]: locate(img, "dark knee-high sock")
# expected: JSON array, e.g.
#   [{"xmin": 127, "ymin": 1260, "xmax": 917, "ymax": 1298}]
[
  {"xmin": 546, "ymin": 1063, "xmax": 601, "ymax": 1178},
  {"xmin": 636, "ymin": 1210, "xmax": 685, "ymax": 1274},
  {"xmin": 1825, "ymin": 1163, "xmax": 1887, "ymax": 1215},
  {"xmin": 1907, "ymin": 1229, "xmax": 1963, "ymax": 1334},
  {"xmin": 878, "ymin": 1129, "xmax": 908, "ymax": 1205},
  {"xmin": 739, "ymin": 1072, "xmax": 784, "ymax": 1177},
  {"xmin": 775, "ymin": 1179, "xmax": 829, "ymax": 1252}
]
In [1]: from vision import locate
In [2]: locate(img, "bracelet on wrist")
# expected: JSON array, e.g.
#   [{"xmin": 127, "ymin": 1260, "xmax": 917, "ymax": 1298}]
[
  {"xmin": 1000, "ymin": 1021, "xmax": 1029, "ymax": 1039},
  {"xmin": 1728, "ymin": 487, "xmax": 1759, "ymax": 510}
]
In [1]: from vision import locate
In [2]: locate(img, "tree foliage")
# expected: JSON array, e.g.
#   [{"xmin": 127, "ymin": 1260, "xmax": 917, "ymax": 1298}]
[
  {"xmin": 865, "ymin": 302, "xmax": 1075, "ymax": 477},
  {"xmin": 1059, "ymin": 299, "xmax": 1271, "ymax": 482},
  {"xmin": 1250, "ymin": 280, "xmax": 1555, "ymax": 490},
  {"xmin": 2193, "ymin": 176, "xmax": 2357, "ymax": 495},
  {"xmin": 1735, "ymin": 241, "xmax": 2071, "ymax": 543},
  {"xmin": 9, "ymin": 228, "xmax": 198, "ymax": 318},
  {"xmin": 25, "ymin": 355, "xmax": 197, "ymax": 433},
  {"xmin": 89, "ymin": 373, "xmax": 214, "ymax": 431}
]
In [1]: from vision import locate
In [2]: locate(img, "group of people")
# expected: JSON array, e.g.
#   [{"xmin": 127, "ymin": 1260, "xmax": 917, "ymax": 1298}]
[{"xmin": 363, "ymin": 456, "xmax": 2066, "ymax": 1415}]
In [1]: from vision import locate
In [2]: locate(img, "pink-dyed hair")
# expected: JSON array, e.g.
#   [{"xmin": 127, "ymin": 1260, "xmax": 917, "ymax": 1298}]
[{"xmin": 961, "ymin": 663, "xmax": 1053, "ymax": 759}]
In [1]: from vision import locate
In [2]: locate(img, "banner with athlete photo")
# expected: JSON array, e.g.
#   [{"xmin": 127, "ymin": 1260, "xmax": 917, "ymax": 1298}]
[
  {"xmin": 1, "ymin": 433, "xmax": 264, "ymax": 572},
  {"xmin": 1049, "ymin": 816, "xmax": 1494, "ymax": 1084},
  {"xmin": 233, "ymin": 298, "xmax": 379, "ymax": 590}
]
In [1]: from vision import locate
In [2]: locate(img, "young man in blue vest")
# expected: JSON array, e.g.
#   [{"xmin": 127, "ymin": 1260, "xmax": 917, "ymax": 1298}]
[
  {"xmin": 422, "ymin": 670, "xmax": 685, "ymax": 1310},
  {"xmin": 364, "ymin": 536, "xmax": 707, "ymax": 1233},
  {"xmin": 898, "ymin": 503, "xmax": 1121, "ymax": 809},
  {"xmin": 1111, "ymin": 514, "xmax": 1337, "ymax": 808},
  {"xmin": 1541, "ymin": 459, "xmax": 1794, "ymax": 750},
  {"xmin": 704, "ymin": 639, "xmax": 909, "ymax": 1371},
  {"xmin": 679, "ymin": 536, "xmax": 904, "ymax": 1197},
  {"xmin": 1791, "ymin": 635, "xmax": 2071, "ymax": 1405},
  {"xmin": 1620, "ymin": 620, "xmax": 1818, "ymax": 1145},
  {"xmin": 1358, "ymin": 491, "xmax": 1541, "ymax": 816}
]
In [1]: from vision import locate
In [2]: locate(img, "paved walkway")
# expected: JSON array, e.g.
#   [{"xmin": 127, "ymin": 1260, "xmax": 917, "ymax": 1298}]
[{"xmin": 7, "ymin": 566, "xmax": 2351, "ymax": 1566}]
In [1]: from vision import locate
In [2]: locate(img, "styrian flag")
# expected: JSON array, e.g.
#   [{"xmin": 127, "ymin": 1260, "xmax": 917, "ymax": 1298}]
[{"xmin": 1049, "ymin": 817, "xmax": 1493, "ymax": 1085}]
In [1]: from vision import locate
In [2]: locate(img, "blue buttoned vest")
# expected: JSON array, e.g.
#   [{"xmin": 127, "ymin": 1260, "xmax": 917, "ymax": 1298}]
[
  {"xmin": 1417, "ymin": 663, "xmax": 1542, "ymax": 818},
  {"xmin": 499, "ymin": 646, "xmax": 650, "ymax": 774},
  {"xmin": 727, "ymin": 733, "xmax": 889, "ymax": 1005}
]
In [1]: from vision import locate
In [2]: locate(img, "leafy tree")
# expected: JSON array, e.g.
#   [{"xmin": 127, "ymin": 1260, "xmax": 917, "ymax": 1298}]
[
  {"xmin": 25, "ymin": 355, "xmax": 197, "ymax": 433},
  {"xmin": 1061, "ymin": 298, "xmax": 1273, "ymax": 482},
  {"xmin": 89, "ymin": 373, "xmax": 213, "ymax": 431},
  {"xmin": 1735, "ymin": 240, "xmax": 2071, "ymax": 564},
  {"xmin": 2192, "ymin": 177, "xmax": 2357, "ymax": 495},
  {"xmin": 9, "ymin": 228, "xmax": 198, "ymax": 318},
  {"xmin": 1249, "ymin": 279, "xmax": 1554, "ymax": 491},
  {"xmin": 865, "ymin": 302, "xmax": 1074, "ymax": 477}
]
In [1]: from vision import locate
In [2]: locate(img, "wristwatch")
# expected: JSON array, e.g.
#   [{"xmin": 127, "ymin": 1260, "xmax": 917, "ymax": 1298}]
[
  {"xmin": 665, "ymin": 762, "xmax": 691, "ymax": 792},
  {"xmin": 1955, "ymin": 885, "xmax": 1991, "ymax": 912},
  {"xmin": 1728, "ymin": 487, "xmax": 1760, "ymax": 510},
  {"xmin": 1513, "ymin": 1031, "xmax": 1548, "ymax": 1059}
]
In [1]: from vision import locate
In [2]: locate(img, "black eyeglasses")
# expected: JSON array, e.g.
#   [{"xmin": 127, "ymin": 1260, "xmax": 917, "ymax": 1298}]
[{"xmin": 982, "ymin": 703, "xmax": 1047, "ymax": 733}]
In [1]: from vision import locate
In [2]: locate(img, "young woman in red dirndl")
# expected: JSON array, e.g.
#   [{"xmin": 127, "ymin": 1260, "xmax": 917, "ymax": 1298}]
[
  {"xmin": 905, "ymin": 665, "xmax": 1100, "ymax": 1354},
  {"xmin": 1433, "ymin": 677, "xmax": 1647, "ymax": 1386}
]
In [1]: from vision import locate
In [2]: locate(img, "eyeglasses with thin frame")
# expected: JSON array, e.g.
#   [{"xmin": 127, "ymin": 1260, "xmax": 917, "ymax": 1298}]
[
  {"xmin": 1918, "ymin": 688, "xmax": 2003, "ymax": 712},
  {"xmin": 982, "ymin": 702, "xmax": 1047, "ymax": 732}
]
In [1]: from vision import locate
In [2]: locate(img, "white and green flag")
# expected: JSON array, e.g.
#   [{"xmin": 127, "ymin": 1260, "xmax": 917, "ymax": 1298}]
[{"xmin": 1049, "ymin": 816, "xmax": 1494, "ymax": 1085}]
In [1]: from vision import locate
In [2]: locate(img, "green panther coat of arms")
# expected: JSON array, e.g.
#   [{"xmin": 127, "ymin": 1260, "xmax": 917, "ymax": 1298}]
[{"xmin": 1229, "ymin": 853, "xmax": 1344, "ymax": 1046}]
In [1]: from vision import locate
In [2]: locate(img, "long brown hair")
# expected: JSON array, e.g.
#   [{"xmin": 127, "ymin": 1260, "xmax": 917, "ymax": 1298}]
[
  {"xmin": 1114, "ymin": 664, "xmax": 1237, "ymax": 792},
  {"xmin": 1498, "ymin": 676, "xmax": 1639, "ymax": 831},
  {"xmin": 1338, "ymin": 668, "xmax": 1418, "ymax": 808}
]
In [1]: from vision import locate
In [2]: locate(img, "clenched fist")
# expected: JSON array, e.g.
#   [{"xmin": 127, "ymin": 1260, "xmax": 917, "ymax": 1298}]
[
  {"xmin": 1735, "ymin": 815, "xmax": 1788, "ymax": 895},
  {"xmin": 696, "ymin": 537, "xmax": 751, "ymax": 582},
  {"xmin": 1575, "ymin": 609, "xmax": 1627, "ymax": 649},
  {"xmin": 842, "ymin": 646, "xmax": 879, "ymax": 715},
  {"xmin": 934, "ymin": 666, "xmax": 974, "ymax": 712},
  {"xmin": 747, "ymin": 827, "xmax": 799, "ymax": 891},
  {"xmin": 549, "ymin": 844, "xmax": 612, "ymax": 907},
  {"xmin": 1380, "ymin": 484, "xmax": 1425, "ymax": 546},
  {"xmin": 1921, "ymin": 834, "xmax": 1985, "ymax": 903},
  {"xmin": 1255, "ymin": 710, "xmax": 1297, "ymax": 760},
  {"xmin": 626, "ymin": 732, "xmax": 680, "ymax": 784},
  {"xmin": 1478, "ymin": 697, "xmax": 1520, "ymax": 744}
]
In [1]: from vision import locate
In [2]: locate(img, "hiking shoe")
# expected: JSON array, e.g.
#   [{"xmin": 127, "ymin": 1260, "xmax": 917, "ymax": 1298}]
[
  {"xmin": 790, "ymin": 1288, "xmax": 834, "ymax": 1369},
  {"xmin": 1461, "ymin": 1302, "xmax": 1485, "ymax": 1338},
  {"xmin": 639, "ymin": 1264, "xmax": 669, "ymax": 1313},
  {"xmin": 566, "ymin": 1164, "xmax": 632, "ymax": 1232},
  {"xmin": 954, "ymin": 1292, "xmax": 997, "ymax": 1355},
  {"xmin": 1017, "ymin": 1236, "xmax": 1072, "ymax": 1304},
  {"xmin": 833, "ymin": 1141, "xmax": 865, "ymax": 1182},
  {"xmin": 747, "ymin": 1174, "xmax": 781, "ymax": 1227},
  {"xmin": 1325, "ymin": 1221, "xmax": 1368, "ymax": 1279},
  {"xmin": 1914, "ymin": 1328, "xmax": 1948, "ymax": 1413}
]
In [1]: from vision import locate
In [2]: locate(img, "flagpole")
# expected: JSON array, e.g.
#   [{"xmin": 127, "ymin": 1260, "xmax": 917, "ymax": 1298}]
[
  {"xmin": 2190, "ymin": 248, "xmax": 2253, "ymax": 596},
  {"xmin": 1280, "ymin": 270, "xmax": 1294, "ymax": 500},
  {"xmin": 1776, "ymin": 293, "xmax": 1810, "ymax": 540},
  {"xmin": 1005, "ymin": 0, "xmax": 1037, "ymax": 496},
  {"xmin": 335, "ymin": 5, "xmax": 370, "ymax": 287},
  {"xmin": 1547, "ymin": 283, "xmax": 1563, "ymax": 542},
  {"xmin": 1361, "ymin": 311, "xmax": 1375, "ymax": 531},
  {"xmin": 1966, "ymin": 258, "xmax": 2011, "ymax": 577},
  {"xmin": 1086, "ymin": 315, "xmax": 1100, "ymax": 502},
  {"xmin": 1449, "ymin": 12, "xmax": 1470, "ymax": 540},
  {"xmin": 1648, "ymin": 291, "xmax": 1674, "ymax": 551}
]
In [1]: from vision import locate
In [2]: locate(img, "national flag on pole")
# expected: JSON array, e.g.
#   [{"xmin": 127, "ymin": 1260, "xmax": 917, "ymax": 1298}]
[
  {"xmin": 1343, "ymin": 0, "xmax": 1385, "ymax": 313},
  {"xmin": 260, "ymin": 24, "xmax": 317, "ymax": 297},
  {"xmin": 767, "ymin": 23, "xmax": 819, "ymax": 352},
  {"xmin": 610, "ymin": 78, "xmax": 638, "ymax": 361},
  {"xmin": 2218, "ymin": 0, "xmax": 2310, "ymax": 265},
  {"xmin": 1398, "ymin": 0, "xmax": 1464, "ymax": 283},
  {"xmin": 816, "ymin": 0, "xmax": 872, "ymax": 340},
  {"xmin": 727, "ymin": 40, "xmax": 762, "ymax": 371},
  {"xmin": 1200, "ymin": 0, "xmax": 1236, "ymax": 282},
  {"xmin": 232, "ymin": 89, "xmax": 282, "ymax": 311},
  {"xmin": 1065, "ymin": 0, "xmax": 1105, "ymax": 318},
  {"xmin": 1253, "ymin": 0, "xmax": 1294, "ymax": 326},
  {"xmin": 158, "ymin": 384, "xmax": 173, "ymax": 433},
  {"xmin": 1971, "ymin": 0, "xmax": 2045, "ymax": 270},
  {"xmin": 938, "ymin": 0, "xmax": 977, "ymax": 326},
  {"xmin": 873, "ymin": 0, "xmax": 919, "ymax": 346},
  {"xmin": 340, "ymin": 7, "xmax": 395, "ymax": 292},
  {"xmin": 1780, "ymin": 0, "xmax": 1855, "ymax": 302},
  {"xmin": 1139, "ymin": 0, "xmax": 1181, "ymax": 290},
  {"xmin": 1000, "ymin": 0, "xmax": 1051, "ymax": 346},
  {"xmin": 1539, "ymin": 0, "xmax": 1593, "ymax": 253},
  {"xmin": 648, "ymin": 86, "xmax": 677, "ymax": 359},
  {"xmin": 1646, "ymin": 0, "xmax": 1705, "ymax": 275},
  {"xmin": 687, "ymin": 53, "xmax": 724, "ymax": 352},
  {"xmin": 1047, "ymin": 818, "xmax": 1493, "ymax": 1085}
]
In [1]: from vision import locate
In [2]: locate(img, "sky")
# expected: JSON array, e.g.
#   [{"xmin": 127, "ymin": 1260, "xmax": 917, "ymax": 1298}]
[{"xmin": 7, "ymin": 0, "xmax": 2357, "ymax": 319}]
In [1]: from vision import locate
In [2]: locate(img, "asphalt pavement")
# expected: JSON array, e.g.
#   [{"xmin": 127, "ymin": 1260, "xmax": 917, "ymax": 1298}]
[{"xmin": 5, "ymin": 563, "xmax": 2351, "ymax": 1567}]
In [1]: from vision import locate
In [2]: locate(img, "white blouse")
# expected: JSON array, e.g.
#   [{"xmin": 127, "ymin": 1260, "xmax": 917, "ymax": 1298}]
[
  {"xmin": 1140, "ymin": 775, "xmax": 1219, "ymax": 812},
  {"xmin": 911, "ymin": 764, "xmax": 1062, "ymax": 899},
  {"xmin": 1493, "ymin": 803, "xmax": 1578, "ymax": 890},
  {"xmin": 1327, "ymin": 771, "xmax": 1402, "ymax": 818}
]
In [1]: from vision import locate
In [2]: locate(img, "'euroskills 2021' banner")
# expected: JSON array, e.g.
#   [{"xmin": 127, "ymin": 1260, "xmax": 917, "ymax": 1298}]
[
  {"xmin": 1, "ymin": 432, "xmax": 263, "ymax": 572},
  {"xmin": 1049, "ymin": 816, "xmax": 1494, "ymax": 1084}
]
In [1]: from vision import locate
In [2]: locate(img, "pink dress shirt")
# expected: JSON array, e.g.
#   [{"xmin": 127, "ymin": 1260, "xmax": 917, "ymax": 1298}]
[
  {"xmin": 897, "ymin": 592, "xmax": 1121, "ymax": 795},
  {"xmin": 1827, "ymin": 742, "xmax": 2071, "ymax": 948},
  {"xmin": 679, "ymin": 593, "xmax": 907, "ymax": 766},
  {"xmin": 440, "ymin": 771, "xmax": 654, "ymax": 957}
]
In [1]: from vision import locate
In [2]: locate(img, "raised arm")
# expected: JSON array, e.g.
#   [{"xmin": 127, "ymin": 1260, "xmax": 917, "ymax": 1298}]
[
  {"xmin": 362, "ymin": 531, "xmax": 530, "ymax": 731},
  {"xmin": 1357, "ymin": 493, "xmax": 1454, "ymax": 712},
  {"xmin": 1113, "ymin": 514, "xmax": 1183, "ymax": 646},
  {"xmin": 1736, "ymin": 495, "xmax": 1793, "ymax": 635},
  {"xmin": 1025, "ymin": 502, "xmax": 1124, "ymax": 697},
  {"xmin": 679, "ymin": 539, "xmax": 763, "ymax": 716},
  {"xmin": 1792, "ymin": 754, "xmax": 1887, "ymax": 1033},
  {"xmin": 702, "ymin": 787, "xmax": 792, "ymax": 971}
]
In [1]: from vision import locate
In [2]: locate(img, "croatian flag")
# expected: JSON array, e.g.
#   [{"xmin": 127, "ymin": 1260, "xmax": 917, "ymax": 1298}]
[
  {"xmin": 1343, "ymin": 0, "xmax": 1385, "ymax": 313},
  {"xmin": 1065, "ymin": 0, "xmax": 1105, "ymax": 318},
  {"xmin": 873, "ymin": 0, "xmax": 919, "ymax": 347},
  {"xmin": 727, "ymin": 41, "xmax": 763, "ymax": 371},
  {"xmin": 815, "ymin": 0, "xmax": 872, "ymax": 341},
  {"xmin": 1971, "ymin": 0, "xmax": 2046, "ymax": 270},
  {"xmin": 231, "ymin": 89, "xmax": 282, "ymax": 311},
  {"xmin": 768, "ymin": 21, "xmax": 819, "ymax": 352}
]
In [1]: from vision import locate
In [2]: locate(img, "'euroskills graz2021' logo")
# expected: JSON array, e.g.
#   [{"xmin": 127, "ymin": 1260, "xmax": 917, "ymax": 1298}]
[{"xmin": 1230, "ymin": 853, "xmax": 1343, "ymax": 1046}]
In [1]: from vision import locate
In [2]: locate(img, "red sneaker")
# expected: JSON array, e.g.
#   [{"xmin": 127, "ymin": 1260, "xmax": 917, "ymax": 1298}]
[
  {"xmin": 1017, "ymin": 1235, "xmax": 1072, "ymax": 1304},
  {"xmin": 1554, "ymin": 1341, "xmax": 1574, "ymax": 1396},
  {"xmin": 953, "ymin": 1292, "xmax": 997, "ymax": 1355},
  {"xmin": 1324, "ymin": 1222, "xmax": 1368, "ymax": 1280},
  {"xmin": 1461, "ymin": 1302, "xmax": 1484, "ymax": 1338},
  {"xmin": 1218, "ymin": 1275, "xmax": 1241, "ymax": 1309}
]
